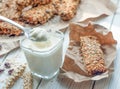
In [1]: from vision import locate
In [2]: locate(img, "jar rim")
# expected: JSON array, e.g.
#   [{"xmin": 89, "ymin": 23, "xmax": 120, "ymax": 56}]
[{"xmin": 20, "ymin": 31, "xmax": 64, "ymax": 54}]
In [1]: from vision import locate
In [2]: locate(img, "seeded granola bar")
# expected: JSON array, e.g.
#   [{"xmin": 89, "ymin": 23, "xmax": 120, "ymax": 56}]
[
  {"xmin": 5, "ymin": 64, "xmax": 26, "ymax": 89},
  {"xmin": 80, "ymin": 36, "xmax": 107, "ymax": 76},
  {"xmin": 0, "ymin": 21, "xmax": 23, "ymax": 36},
  {"xmin": 17, "ymin": 0, "xmax": 51, "ymax": 10},
  {"xmin": 22, "ymin": 72, "xmax": 33, "ymax": 89},
  {"xmin": 21, "ymin": 2, "xmax": 56, "ymax": 25},
  {"xmin": 54, "ymin": 0, "xmax": 80, "ymax": 21},
  {"xmin": 16, "ymin": 0, "xmax": 32, "ymax": 10},
  {"xmin": 0, "ymin": 0, "xmax": 21, "ymax": 19},
  {"xmin": 33, "ymin": 0, "xmax": 51, "ymax": 6}
]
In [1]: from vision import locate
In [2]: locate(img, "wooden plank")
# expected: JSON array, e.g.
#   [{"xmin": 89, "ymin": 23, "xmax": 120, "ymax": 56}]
[
  {"xmin": 93, "ymin": 76, "xmax": 112, "ymax": 89},
  {"xmin": 111, "ymin": 13, "xmax": 120, "ymax": 27},
  {"xmin": 0, "ymin": 48, "xmax": 41, "ymax": 89},
  {"xmin": 96, "ymin": 14, "xmax": 114, "ymax": 28},
  {"xmin": 1, "ymin": 0, "xmax": 119, "ymax": 89},
  {"xmin": 116, "ymin": 7, "xmax": 120, "ymax": 14},
  {"xmin": 93, "ymin": 1, "xmax": 120, "ymax": 89},
  {"xmin": 38, "ymin": 75, "xmax": 93, "ymax": 89},
  {"xmin": 38, "ymin": 75, "xmax": 73, "ymax": 89},
  {"xmin": 111, "ymin": 0, "xmax": 119, "ymax": 5},
  {"xmin": 0, "ymin": 55, "xmax": 6, "ymax": 65},
  {"xmin": 0, "ymin": 47, "xmax": 20, "ymax": 65},
  {"xmin": 96, "ymin": 0, "xmax": 119, "ymax": 28},
  {"xmin": 69, "ymin": 81, "xmax": 93, "ymax": 89},
  {"xmin": 4, "ymin": 48, "xmax": 21, "ymax": 59},
  {"xmin": 118, "ymin": 0, "xmax": 120, "ymax": 8},
  {"xmin": 107, "ymin": 47, "xmax": 120, "ymax": 89},
  {"xmin": 109, "ymin": 17, "xmax": 120, "ymax": 89},
  {"xmin": 0, "ymin": 47, "xmax": 18, "ymax": 65}
]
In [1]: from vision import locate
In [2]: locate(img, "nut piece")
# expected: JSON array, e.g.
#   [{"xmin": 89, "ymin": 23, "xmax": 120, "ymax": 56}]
[
  {"xmin": 4, "ymin": 62, "xmax": 11, "ymax": 69},
  {"xmin": 0, "ymin": 69, "xmax": 4, "ymax": 74},
  {"xmin": 8, "ymin": 69, "xmax": 14, "ymax": 75},
  {"xmin": 22, "ymin": 72, "xmax": 33, "ymax": 89},
  {"xmin": 80, "ymin": 36, "xmax": 107, "ymax": 76}
]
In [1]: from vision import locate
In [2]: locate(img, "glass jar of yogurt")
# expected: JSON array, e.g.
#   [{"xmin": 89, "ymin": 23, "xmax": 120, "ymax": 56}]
[{"xmin": 20, "ymin": 29, "xmax": 64, "ymax": 79}]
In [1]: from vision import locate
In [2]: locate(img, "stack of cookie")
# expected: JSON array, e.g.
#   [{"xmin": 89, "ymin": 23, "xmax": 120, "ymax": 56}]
[{"xmin": 0, "ymin": 0, "xmax": 80, "ymax": 36}]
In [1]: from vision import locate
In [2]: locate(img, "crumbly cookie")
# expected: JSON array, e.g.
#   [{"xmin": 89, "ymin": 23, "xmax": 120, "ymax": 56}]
[
  {"xmin": 33, "ymin": 0, "xmax": 51, "ymax": 6},
  {"xmin": 53, "ymin": 0, "xmax": 80, "ymax": 20},
  {"xmin": 0, "ymin": 20, "xmax": 24, "ymax": 36},
  {"xmin": 80, "ymin": 36, "xmax": 107, "ymax": 76},
  {"xmin": 21, "ymin": 2, "xmax": 56, "ymax": 25},
  {"xmin": 0, "ymin": 0, "xmax": 21, "ymax": 19},
  {"xmin": 16, "ymin": 0, "xmax": 51, "ymax": 10},
  {"xmin": 16, "ymin": 0, "xmax": 32, "ymax": 10}
]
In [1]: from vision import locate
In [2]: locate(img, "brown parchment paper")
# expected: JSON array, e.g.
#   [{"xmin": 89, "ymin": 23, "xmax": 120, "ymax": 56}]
[
  {"xmin": 39, "ymin": 0, "xmax": 116, "ymax": 30},
  {"xmin": 60, "ymin": 23, "xmax": 117, "ymax": 82},
  {"xmin": 0, "ymin": 0, "xmax": 116, "ymax": 56}
]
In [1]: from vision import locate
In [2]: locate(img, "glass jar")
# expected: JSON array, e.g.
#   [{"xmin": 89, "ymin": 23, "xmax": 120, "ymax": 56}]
[{"xmin": 20, "ymin": 31, "xmax": 64, "ymax": 79}]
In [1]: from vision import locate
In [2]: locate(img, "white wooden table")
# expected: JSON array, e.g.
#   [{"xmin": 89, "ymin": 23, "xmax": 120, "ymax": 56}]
[{"xmin": 0, "ymin": 0, "xmax": 120, "ymax": 89}]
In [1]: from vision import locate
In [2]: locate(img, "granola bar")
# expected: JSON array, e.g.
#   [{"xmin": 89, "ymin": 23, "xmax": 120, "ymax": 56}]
[
  {"xmin": 16, "ymin": 0, "xmax": 32, "ymax": 10},
  {"xmin": 54, "ymin": 0, "xmax": 80, "ymax": 20},
  {"xmin": 16, "ymin": 0, "xmax": 51, "ymax": 10},
  {"xmin": 21, "ymin": 3, "xmax": 56, "ymax": 25},
  {"xmin": 80, "ymin": 36, "xmax": 107, "ymax": 76},
  {"xmin": 0, "ymin": 0, "xmax": 21, "ymax": 19},
  {"xmin": 33, "ymin": 0, "xmax": 51, "ymax": 6},
  {"xmin": 5, "ymin": 64, "xmax": 26, "ymax": 89},
  {"xmin": 22, "ymin": 72, "xmax": 33, "ymax": 89},
  {"xmin": 0, "ymin": 21, "xmax": 23, "ymax": 36}
]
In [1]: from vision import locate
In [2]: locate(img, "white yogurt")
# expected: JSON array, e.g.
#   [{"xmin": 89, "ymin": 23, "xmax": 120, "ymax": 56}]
[
  {"xmin": 21, "ymin": 30, "xmax": 64, "ymax": 79},
  {"xmin": 29, "ymin": 27, "xmax": 49, "ymax": 42}
]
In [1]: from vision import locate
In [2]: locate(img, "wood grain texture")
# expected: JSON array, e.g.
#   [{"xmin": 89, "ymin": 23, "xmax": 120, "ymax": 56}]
[
  {"xmin": 93, "ymin": 0, "xmax": 120, "ymax": 89},
  {"xmin": 38, "ymin": 75, "xmax": 93, "ymax": 89},
  {"xmin": 0, "ymin": 48, "xmax": 41, "ymax": 89},
  {"xmin": 0, "ymin": 0, "xmax": 120, "ymax": 89},
  {"xmin": 0, "ymin": 55, "xmax": 6, "ymax": 65}
]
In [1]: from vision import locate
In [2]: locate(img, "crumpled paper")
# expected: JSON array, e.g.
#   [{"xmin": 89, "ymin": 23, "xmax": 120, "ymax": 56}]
[
  {"xmin": 0, "ymin": 41, "xmax": 19, "ymax": 56},
  {"xmin": 60, "ymin": 23, "xmax": 117, "ymax": 82},
  {"xmin": 39, "ymin": 0, "xmax": 116, "ymax": 30},
  {"xmin": 0, "ymin": 35, "xmax": 25, "ymax": 56},
  {"xmin": 0, "ymin": 0, "xmax": 117, "ymax": 56}
]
